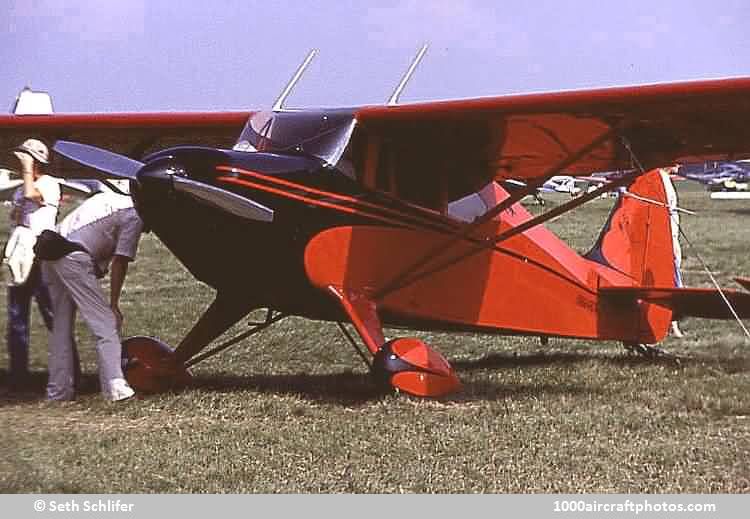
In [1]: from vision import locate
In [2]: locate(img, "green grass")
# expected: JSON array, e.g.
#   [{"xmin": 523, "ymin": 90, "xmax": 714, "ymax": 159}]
[{"xmin": 1, "ymin": 187, "xmax": 749, "ymax": 493}]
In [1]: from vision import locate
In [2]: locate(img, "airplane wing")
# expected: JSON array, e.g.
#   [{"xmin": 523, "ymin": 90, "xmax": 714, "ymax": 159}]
[
  {"xmin": 0, "ymin": 111, "xmax": 251, "ymax": 178},
  {"xmin": 574, "ymin": 174, "xmax": 617, "ymax": 184},
  {"xmin": 354, "ymin": 77, "xmax": 750, "ymax": 200},
  {"xmin": 2, "ymin": 77, "xmax": 750, "ymax": 193},
  {"xmin": 677, "ymin": 162, "xmax": 750, "ymax": 186},
  {"xmin": 1, "ymin": 169, "xmax": 103, "ymax": 201},
  {"xmin": 0, "ymin": 179, "xmax": 23, "ymax": 202},
  {"xmin": 59, "ymin": 178, "xmax": 106, "ymax": 198}
]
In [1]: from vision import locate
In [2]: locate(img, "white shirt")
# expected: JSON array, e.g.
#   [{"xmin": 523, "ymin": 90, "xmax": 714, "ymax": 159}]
[
  {"xmin": 58, "ymin": 191, "xmax": 144, "ymax": 274},
  {"xmin": 11, "ymin": 174, "xmax": 60, "ymax": 235}
]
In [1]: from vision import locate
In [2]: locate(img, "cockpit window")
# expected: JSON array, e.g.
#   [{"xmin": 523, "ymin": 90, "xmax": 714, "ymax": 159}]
[{"xmin": 235, "ymin": 109, "xmax": 357, "ymax": 170}]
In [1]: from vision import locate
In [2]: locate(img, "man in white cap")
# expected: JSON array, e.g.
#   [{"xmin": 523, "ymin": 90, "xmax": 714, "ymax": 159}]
[
  {"xmin": 43, "ymin": 184, "xmax": 143, "ymax": 401},
  {"xmin": 3, "ymin": 139, "xmax": 59, "ymax": 390},
  {"xmin": 661, "ymin": 166, "xmax": 686, "ymax": 338}
]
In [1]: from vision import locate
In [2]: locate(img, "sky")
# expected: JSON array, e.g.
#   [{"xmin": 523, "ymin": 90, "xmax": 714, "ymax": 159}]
[{"xmin": 2, "ymin": 0, "xmax": 750, "ymax": 112}]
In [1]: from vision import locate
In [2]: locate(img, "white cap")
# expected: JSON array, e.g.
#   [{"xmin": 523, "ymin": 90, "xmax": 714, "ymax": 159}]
[{"xmin": 16, "ymin": 138, "xmax": 50, "ymax": 164}]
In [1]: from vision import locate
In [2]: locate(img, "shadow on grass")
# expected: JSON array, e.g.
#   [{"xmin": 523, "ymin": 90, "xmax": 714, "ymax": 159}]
[
  {"xmin": 452, "ymin": 350, "xmax": 684, "ymax": 371},
  {"xmin": 188, "ymin": 371, "xmax": 385, "ymax": 405},
  {"xmin": 453, "ymin": 349, "xmax": 750, "ymax": 373},
  {"xmin": 186, "ymin": 370, "xmax": 604, "ymax": 404},
  {"xmin": 0, "ymin": 371, "xmax": 102, "ymax": 406},
  {"xmin": 187, "ymin": 351, "xmax": 655, "ymax": 403},
  {"xmin": 3, "ymin": 350, "xmax": 746, "ymax": 405}
]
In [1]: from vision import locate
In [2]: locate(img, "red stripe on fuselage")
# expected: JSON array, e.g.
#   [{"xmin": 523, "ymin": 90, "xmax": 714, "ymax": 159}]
[
  {"xmin": 216, "ymin": 165, "xmax": 459, "ymax": 233},
  {"xmin": 217, "ymin": 176, "xmax": 411, "ymax": 228}
]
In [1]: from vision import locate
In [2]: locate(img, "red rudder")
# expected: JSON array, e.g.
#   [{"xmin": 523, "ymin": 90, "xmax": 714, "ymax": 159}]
[{"xmin": 587, "ymin": 169, "xmax": 677, "ymax": 342}]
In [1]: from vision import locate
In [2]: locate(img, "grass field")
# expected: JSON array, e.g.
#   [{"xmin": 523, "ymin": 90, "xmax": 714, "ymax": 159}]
[{"xmin": 1, "ymin": 185, "xmax": 749, "ymax": 493}]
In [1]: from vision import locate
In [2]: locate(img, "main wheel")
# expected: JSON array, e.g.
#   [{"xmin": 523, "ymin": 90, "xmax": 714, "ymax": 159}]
[
  {"xmin": 122, "ymin": 336, "xmax": 191, "ymax": 393},
  {"xmin": 371, "ymin": 338, "xmax": 461, "ymax": 397}
]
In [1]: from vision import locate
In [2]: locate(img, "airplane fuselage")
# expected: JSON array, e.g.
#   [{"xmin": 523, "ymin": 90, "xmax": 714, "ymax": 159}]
[
  {"xmin": 133, "ymin": 146, "xmax": 461, "ymax": 323},
  {"xmin": 131, "ymin": 145, "xmax": 673, "ymax": 345},
  {"xmin": 133, "ymin": 147, "xmax": 348, "ymax": 319}
]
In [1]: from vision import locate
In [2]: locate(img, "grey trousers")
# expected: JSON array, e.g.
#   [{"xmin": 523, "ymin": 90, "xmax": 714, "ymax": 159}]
[{"xmin": 44, "ymin": 252, "xmax": 124, "ymax": 400}]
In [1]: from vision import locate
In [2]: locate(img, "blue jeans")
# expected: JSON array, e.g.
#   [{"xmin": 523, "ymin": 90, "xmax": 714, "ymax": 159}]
[{"xmin": 6, "ymin": 262, "xmax": 54, "ymax": 384}]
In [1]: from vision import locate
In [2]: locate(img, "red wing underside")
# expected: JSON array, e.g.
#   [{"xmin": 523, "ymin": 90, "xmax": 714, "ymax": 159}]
[
  {"xmin": 2, "ymin": 78, "xmax": 750, "ymax": 190},
  {"xmin": 354, "ymin": 77, "xmax": 750, "ymax": 201},
  {"xmin": 0, "ymin": 112, "xmax": 250, "ymax": 176}
]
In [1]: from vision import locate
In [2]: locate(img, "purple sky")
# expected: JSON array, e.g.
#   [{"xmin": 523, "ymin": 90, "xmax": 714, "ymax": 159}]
[{"xmin": 3, "ymin": 1, "xmax": 749, "ymax": 112}]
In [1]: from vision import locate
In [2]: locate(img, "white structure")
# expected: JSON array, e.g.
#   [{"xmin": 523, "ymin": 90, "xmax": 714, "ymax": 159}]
[{"xmin": 12, "ymin": 87, "xmax": 54, "ymax": 115}]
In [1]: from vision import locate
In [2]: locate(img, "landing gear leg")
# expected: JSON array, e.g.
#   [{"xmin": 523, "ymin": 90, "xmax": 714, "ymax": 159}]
[
  {"xmin": 175, "ymin": 292, "xmax": 259, "ymax": 363},
  {"xmin": 622, "ymin": 342, "xmax": 677, "ymax": 360},
  {"xmin": 122, "ymin": 292, "xmax": 259, "ymax": 393},
  {"xmin": 327, "ymin": 286, "xmax": 461, "ymax": 397}
]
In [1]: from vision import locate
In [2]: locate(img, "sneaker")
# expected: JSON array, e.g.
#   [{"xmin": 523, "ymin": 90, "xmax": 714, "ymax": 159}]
[
  {"xmin": 670, "ymin": 321, "xmax": 685, "ymax": 338},
  {"xmin": 107, "ymin": 378, "xmax": 135, "ymax": 402}
]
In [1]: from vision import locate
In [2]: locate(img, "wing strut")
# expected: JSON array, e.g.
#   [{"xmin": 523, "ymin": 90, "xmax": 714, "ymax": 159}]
[
  {"xmin": 373, "ymin": 124, "xmax": 624, "ymax": 299},
  {"xmin": 387, "ymin": 44, "xmax": 429, "ymax": 106},
  {"xmin": 377, "ymin": 166, "xmax": 645, "ymax": 298},
  {"xmin": 272, "ymin": 49, "xmax": 318, "ymax": 112}
]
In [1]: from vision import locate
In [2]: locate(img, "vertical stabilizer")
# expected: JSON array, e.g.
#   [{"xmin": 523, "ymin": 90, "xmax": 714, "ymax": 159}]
[
  {"xmin": 588, "ymin": 169, "xmax": 677, "ymax": 342},
  {"xmin": 587, "ymin": 169, "xmax": 675, "ymax": 287}
]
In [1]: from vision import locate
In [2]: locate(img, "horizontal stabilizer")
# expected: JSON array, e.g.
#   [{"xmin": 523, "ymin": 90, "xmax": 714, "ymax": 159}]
[
  {"xmin": 54, "ymin": 140, "xmax": 143, "ymax": 180},
  {"xmin": 600, "ymin": 286, "xmax": 750, "ymax": 319}
]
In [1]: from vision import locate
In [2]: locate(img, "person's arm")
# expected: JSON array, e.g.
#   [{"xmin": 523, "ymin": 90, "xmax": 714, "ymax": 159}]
[
  {"xmin": 13, "ymin": 152, "xmax": 43, "ymax": 202},
  {"xmin": 9, "ymin": 204, "xmax": 20, "ymax": 225},
  {"xmin": 110, "ymin": 210, "xmax": 144, "ymax": 331},
  {"xmin": 109, "ymin": 254, "xmax": 131, "ymax": 332}
]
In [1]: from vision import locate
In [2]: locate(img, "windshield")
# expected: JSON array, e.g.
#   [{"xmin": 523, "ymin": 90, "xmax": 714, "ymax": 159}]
[{"xmin": 234, "ymin": 109, "xmax": 356, "ymax": 168}]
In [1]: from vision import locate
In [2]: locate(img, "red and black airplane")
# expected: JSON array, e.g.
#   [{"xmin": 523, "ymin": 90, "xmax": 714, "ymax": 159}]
[{"xmin": 3, "ymin": 53, "xmax": 750, "ymax": 397}]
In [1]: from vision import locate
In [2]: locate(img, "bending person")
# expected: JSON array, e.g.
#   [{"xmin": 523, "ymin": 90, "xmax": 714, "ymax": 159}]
[{"xmin": 43, "ymin": 186, "xmax": 143, "ymax": 401}]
